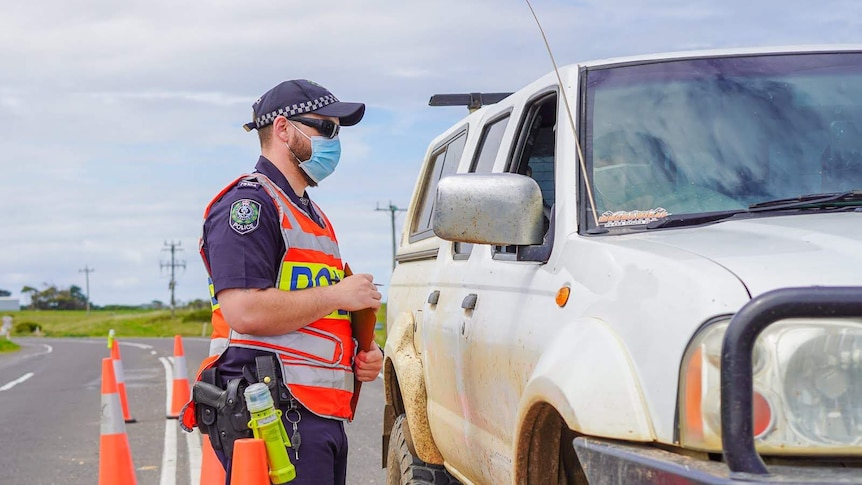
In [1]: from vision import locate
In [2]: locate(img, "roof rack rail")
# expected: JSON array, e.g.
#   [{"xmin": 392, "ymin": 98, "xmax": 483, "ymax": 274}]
[{"xmin": 428, "ymin": 92, "xmax": 513, "ymax": 111}]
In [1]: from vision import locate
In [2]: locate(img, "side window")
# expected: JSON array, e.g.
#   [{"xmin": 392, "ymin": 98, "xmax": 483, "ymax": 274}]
[
  {"xmin": 454, "ymin": 114, "xmax": 511, "ymax": 259},
  {"xmin": 495, "ymin": 93, "xmax": 557, "ymax": 262},
  {"xmin": 410, "ymin": 130, "xmax": 468, "ymax": 242}
]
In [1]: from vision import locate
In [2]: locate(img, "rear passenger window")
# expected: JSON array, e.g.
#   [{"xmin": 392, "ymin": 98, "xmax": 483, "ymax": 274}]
[{"xmin": 410, "ymin": 130, "xmax": 468, "ymax": 242}]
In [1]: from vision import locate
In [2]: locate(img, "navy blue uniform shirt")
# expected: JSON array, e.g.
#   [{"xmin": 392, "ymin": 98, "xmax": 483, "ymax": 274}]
[{"xmin": 202, "ymin": 156, "xmax": 325, "ymax": 380}]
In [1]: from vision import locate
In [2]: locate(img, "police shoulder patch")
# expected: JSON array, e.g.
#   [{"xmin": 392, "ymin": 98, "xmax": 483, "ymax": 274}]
[{"xmin": 229, "ymin": 199, "xmax": 262, "ymax": 235}]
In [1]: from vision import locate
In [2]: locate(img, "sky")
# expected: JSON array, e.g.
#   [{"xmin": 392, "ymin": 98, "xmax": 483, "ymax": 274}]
[{"xmin": 1, "ymin": 0, "xmax": 860, "ymax": 307}]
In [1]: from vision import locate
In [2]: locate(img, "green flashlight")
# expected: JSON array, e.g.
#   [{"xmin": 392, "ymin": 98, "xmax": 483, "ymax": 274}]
[{"xmin": 244, "ymin": 382, "xmax": 296, "ymax": 483}]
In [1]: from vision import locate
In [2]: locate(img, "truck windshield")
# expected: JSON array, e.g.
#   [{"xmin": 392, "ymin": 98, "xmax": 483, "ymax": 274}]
[{"xmin": 584, "ymin": 51, "xmax": 862, "ymax": 229}]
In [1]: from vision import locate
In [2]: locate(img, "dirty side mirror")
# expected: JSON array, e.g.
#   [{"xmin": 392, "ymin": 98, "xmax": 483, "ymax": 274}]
[{"xmin": 433, "ymin": 173, "xmax": 545, "ymax": 246}]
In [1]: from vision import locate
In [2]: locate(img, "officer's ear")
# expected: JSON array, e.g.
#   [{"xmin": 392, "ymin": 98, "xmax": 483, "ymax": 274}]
[{"xmin": 272, "ymin": 116, "xmax": 291, "ymax": 143}]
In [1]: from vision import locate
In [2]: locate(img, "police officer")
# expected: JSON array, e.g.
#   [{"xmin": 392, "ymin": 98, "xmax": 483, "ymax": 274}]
[{"xmin": 181, "ymin": 79, "xmax": 383, "ymax": 485}]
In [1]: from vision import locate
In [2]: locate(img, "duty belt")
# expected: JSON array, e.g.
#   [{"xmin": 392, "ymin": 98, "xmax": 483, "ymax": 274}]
[{"xmin": 192, "ymin": 355, "xmax": 286, "ymax": 460}]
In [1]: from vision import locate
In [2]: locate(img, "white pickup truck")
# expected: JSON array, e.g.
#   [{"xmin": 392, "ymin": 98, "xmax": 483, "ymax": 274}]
[{"xmin": 381, "ymin": 46, "xmax": 862, "ymax": 485}]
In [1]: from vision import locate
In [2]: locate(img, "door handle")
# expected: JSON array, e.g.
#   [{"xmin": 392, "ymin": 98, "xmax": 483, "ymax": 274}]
[
  {"xmin": 461, "ymin": 293, "xmax": 478, "ymax": 310},
  {"xmin": 427, "ymin": 290, "xmax": 440, "ymax": 305}
]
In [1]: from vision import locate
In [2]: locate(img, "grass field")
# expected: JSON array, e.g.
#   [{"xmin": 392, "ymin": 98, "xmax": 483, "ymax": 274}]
[
  {"xmin": 0, "ymin": 338, "xmax": 20, "ymax": 353},
  {"xmin": 6, "ymin": 304, "xmax": 388, "ymax": 346},
  {"xmin": 10, "ymin": 308, "xmax": 212, "ymax": 338}
]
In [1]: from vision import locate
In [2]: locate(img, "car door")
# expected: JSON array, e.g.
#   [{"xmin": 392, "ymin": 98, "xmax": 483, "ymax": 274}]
[{"xmin": 434, "ymin": 90, "xmax": 561, "ymax": 485}]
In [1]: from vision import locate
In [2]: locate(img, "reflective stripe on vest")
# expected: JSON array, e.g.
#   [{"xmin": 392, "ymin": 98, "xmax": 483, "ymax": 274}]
[
  {"xmin": 283, "ymin": 365, "xmax": 354, "ymax": 391},
  {"xmin": 255, "ymin": 175, "xmax": 342, "ymax": 257},
  {"xmin": 209, "ymin": 337, "xmax": 229, "ymax": 356},
  {"xmin": 230, "ymin": 324, "xmax": 350, "ymax": 369},
  {"xmin": 206, "ymin": 276, "xmax": 230, "ymax": 356}
]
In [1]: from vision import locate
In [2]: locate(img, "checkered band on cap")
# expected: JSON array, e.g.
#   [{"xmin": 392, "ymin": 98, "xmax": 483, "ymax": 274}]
[{"xmin": 254, "ymin": 94, "xmax": 339, "ymax": 129}]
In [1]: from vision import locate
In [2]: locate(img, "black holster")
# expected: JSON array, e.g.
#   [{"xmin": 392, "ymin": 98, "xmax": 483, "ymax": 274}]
[
  {"xmin": 192, "ymin": 356, "xmax": 285, "ymax": 460},
  {"xmin": 193, "ymin": 369, "xmax": 253, "ymax": 460}
]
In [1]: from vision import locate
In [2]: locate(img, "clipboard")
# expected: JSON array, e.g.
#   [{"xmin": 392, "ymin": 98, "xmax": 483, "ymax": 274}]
[{"xmin": 343, "ymin": 263, "xmax": 378, "ymax": 419}]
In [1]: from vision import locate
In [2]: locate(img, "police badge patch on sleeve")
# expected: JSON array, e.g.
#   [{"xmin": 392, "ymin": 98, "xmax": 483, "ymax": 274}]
[{"xmin": 229, "ymin": 199, "xmax": 262, "ymax": 235}]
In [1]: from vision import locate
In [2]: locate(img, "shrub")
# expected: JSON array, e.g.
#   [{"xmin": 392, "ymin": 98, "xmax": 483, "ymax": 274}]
[
  {"xmin": 14, "ymin": 321, "xmax": 41, "ymax": 335},
  {"xmin": 182, "ymin": 309, "xmax": 212, "ymax": 323}
]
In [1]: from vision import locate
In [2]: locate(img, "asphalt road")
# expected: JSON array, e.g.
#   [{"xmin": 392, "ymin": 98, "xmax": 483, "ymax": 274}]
[{"xmin": 0, "ymin": 336, "xmax": 386, "ymax": 485}]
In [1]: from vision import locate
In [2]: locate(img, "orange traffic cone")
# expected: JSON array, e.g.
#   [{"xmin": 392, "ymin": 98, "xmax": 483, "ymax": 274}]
[
  {"xmin": 99, "ymin": 357, "xmax": 137, "ymax": 485},
  {"xmin": 168, "ymin": 335, "xmax": 191, "ymax": 419},
  {"xmin": 110, "ymin": 340, "xmax": 136, "ymax": 423},
  {"xmin": 200, "ymin": 434, "xmax": 227, "ymax": 484},
  {"xmin": 230, "ymin": 439, "xmax": 270, "ymax": 485}
]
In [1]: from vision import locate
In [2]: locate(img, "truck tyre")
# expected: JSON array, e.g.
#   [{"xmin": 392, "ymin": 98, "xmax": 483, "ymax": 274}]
[{"xmin": 387, "ymin": 414, "xmax": 461, "ymax": 485}]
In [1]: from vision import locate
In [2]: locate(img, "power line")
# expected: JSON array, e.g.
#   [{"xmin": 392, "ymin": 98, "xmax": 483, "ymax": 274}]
[
  {"xmin": 78, "ymin": 265, "xmax": 94, "ymax": 313},
  {"xmin": 375, "ymin": 201, "xmax": 407, "ymax": 270},
  {"xmin": 160, "ymin": 241, "xmax": 186, "ymax": 317}
]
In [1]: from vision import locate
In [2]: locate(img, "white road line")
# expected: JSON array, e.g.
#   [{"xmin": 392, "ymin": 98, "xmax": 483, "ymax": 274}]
[
  {"xmin": 160, "ymin": 357, "xmax": 174, "ymax": 420},
  {"xmin": 120, "ymin": 341, "xmax": 154, "ymax": 350},
  {"xmin": 187, "ymin": 430, "xmax": 202, "ymax": 485},
  {"xmin": 0, "ymin": 372, "xmax": 34, "ymax": 392},
  {"xmin": 52, "ymin": 339, "xmax": 153, "ymax": 350},
  {"xmin": 13, "ymin": 343, "xmax": 53, "ymax": 360},
  {"xmin": 160, "ymin": 419, "xmax": 178, "ymax": 485},
  {"xmin": 159, "ymin": 357, "xmax": 177, "ymax": 485}
]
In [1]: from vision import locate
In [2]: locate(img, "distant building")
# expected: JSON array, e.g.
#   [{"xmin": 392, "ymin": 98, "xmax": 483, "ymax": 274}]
[{"xmin": 0, "ymin": 298, "xmax": 20, "ymax": 312}]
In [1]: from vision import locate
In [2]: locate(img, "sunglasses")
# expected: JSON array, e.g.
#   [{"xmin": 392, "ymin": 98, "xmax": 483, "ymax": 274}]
[{"xmin": 289, "ymin": 116, "xmax": 340, "ymax": 139}]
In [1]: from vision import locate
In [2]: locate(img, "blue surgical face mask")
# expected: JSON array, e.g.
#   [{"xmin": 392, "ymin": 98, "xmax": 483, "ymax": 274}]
[{"xmin": 289, "ymin": 121, "xmax": 341, "ymax": 183}]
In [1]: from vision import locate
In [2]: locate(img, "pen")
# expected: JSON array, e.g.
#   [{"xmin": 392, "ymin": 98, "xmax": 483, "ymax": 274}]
[{"xmin": 374, "ymin": 283, "xmax": 384, "ymax": 287}]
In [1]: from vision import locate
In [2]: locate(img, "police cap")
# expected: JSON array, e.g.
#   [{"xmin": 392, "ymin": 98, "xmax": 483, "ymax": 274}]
[{"xmin": 242, "ymin": 79, "xmax": 365, "ymax": 132}]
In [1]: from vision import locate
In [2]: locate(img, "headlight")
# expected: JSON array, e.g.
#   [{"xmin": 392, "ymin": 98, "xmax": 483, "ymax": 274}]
[
  {"xmin": 679, "ymin": 317, "xmax": 862, "ymax": 454},
  {"xmin": 781, "ymin": 322, "xmax": 862, "ymax": 445}
]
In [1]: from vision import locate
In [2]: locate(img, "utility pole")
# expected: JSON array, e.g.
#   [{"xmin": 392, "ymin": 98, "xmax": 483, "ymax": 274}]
[
  {"xmin": 376, "ymin": 201, "xmax": 407, "ymax": 270},
  {"xmin": 78, "ymin": 265, "xmax": 94, "ymax": 313},
  {"xmin": 161, "ymin": 241, "xmax": 186, "ymax": 317}
]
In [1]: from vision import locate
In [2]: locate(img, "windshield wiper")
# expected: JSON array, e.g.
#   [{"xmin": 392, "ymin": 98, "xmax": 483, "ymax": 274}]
[
  {"xmin": 646, "ymin": 210, "xmax": 745, "ymax": 229},
  {"xmin": 748, "ymin": 191, "xmax": 862, "ymax": 212},
  {"xmin": 640, "ymin": 191, "xmax": 862, "ymax": 230}
]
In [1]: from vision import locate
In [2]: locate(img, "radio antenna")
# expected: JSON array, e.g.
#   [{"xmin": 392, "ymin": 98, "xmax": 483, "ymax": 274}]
[{"xmin": 524, "ymin": 0, "xmax": 600, "ymax": 227}]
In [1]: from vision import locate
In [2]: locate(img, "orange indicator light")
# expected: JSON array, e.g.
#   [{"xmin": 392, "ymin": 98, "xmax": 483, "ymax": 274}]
[{"xmin": 555, "ymin": 286, "xmax": 570, "ymax": 307}]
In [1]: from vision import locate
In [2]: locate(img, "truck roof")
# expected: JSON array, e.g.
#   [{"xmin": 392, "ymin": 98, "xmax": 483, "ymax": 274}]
[{"xmin": 575, "ymin": 43, "xmax": 862, "ymax": 70}]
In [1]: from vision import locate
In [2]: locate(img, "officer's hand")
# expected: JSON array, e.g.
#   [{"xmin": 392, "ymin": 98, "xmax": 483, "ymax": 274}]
[
  {"xmin": 355, "ymin": 344, "xmax": 383, "ymax": 382},
  {"xmin": 335, "ymin": 273, "xmax": 382, "ymax": 311}
]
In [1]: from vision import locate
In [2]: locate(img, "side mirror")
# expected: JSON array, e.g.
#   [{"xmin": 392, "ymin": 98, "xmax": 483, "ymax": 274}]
[{"xmin": 433, "ymin": 173, "xmax": 545, "ymax": 246}]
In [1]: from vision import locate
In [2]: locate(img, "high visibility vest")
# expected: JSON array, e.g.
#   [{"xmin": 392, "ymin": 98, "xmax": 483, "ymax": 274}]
[{"xmin": 181, "ymin": 173, "xmax": 355, "ymax": 430}]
